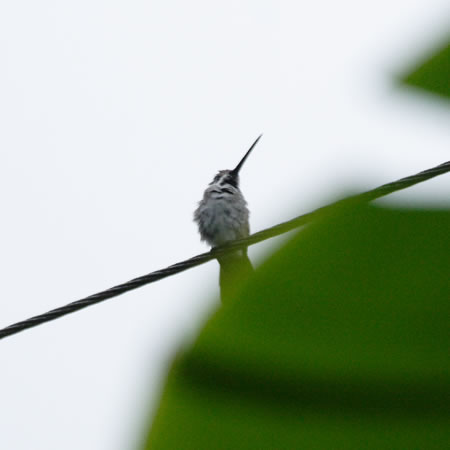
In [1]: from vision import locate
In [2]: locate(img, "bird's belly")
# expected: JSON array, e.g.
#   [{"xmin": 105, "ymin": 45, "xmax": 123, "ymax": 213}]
[{"xmin": 201, "ymin": 199, "xmax": 246, "ymax": 246}]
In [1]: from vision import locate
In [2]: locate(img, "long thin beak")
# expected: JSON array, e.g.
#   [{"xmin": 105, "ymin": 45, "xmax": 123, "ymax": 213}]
[{"xmin": 231, "ymin": 134, "xmax": 263, "ymax": 176}]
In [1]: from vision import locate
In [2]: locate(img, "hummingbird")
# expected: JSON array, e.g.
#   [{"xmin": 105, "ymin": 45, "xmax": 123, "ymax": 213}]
[{"xmin": 194, "ymin": 134, "xmax": 262, "ymax": 302}]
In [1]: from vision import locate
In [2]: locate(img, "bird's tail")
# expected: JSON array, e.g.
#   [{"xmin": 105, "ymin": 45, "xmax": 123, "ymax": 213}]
[{"xmin": 218, "ymin": 249, "xmax": 253, "ymax": 303}]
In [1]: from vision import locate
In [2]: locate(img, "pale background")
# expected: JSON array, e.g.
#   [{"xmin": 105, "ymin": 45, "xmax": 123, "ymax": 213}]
[{"xmin": 0, "ymin": 1, "xmax": 449, "ymax": 449}]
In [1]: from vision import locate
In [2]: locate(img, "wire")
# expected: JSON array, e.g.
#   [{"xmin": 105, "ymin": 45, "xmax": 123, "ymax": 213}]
[{"xmin": 0, "ymin": 161, "xmax": 449, "ymax": 340}]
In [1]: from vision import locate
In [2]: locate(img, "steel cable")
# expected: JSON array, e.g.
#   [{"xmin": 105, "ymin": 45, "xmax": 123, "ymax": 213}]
[{"xmin": 0, "ymin": 160, "xmax": 448, "ymax": 340}]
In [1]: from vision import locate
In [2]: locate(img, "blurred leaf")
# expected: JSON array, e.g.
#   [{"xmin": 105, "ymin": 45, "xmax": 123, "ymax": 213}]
[
  {"xmin": 143, "ymin": 203, "xmax": 450, "ymax": 449},
  {"xmin": 400, "ymin": 37, "xmax": 450, "ymax": 99}
]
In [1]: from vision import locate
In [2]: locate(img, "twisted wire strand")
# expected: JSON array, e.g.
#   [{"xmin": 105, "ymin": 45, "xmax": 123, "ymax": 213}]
[{"xmin": 1, "ymin": 161, "xmax": 449, "ymax": 340}]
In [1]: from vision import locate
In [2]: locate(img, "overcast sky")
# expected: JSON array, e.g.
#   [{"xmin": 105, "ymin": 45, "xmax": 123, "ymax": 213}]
[{"xmin": 1, "ymin": 1, "xmax": 449, "ymax": 449}]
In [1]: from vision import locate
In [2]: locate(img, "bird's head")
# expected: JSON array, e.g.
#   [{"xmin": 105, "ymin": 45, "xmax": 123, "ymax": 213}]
[
  {"xmin": 210, "ymin": 169, "xmax": 239, "ymax": 188},
  {"xmin": 209, "ymin": 134, "xmax": 262, "ymax": 188}
]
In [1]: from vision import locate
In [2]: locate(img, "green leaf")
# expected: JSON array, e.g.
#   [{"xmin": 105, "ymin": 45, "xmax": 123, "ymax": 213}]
[
  {"xmin": 399, "ymin": 37, "xmax": 450, "ymax": 100},
  {"xmin": 143, "ymin": 204, "xmax": 450, "ymax": 449}
]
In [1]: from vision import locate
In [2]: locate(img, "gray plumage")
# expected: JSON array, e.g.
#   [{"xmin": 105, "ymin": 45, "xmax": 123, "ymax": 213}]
[
  {"xmin": 194, "ymin": 169, "xmax": 250, "ymax": 248},
  {"xmin": 194, "ymin": 135, "xmax": 262, "ymax": 301}
]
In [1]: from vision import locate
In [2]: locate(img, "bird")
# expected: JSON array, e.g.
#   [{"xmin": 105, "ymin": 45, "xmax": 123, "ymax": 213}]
[{"xmin": 194, "ymin": 134, "xmax": 262, "ymax": 302}]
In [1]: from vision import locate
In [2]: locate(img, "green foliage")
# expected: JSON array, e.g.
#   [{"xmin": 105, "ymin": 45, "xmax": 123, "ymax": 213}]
[
  {"xmin": 142, "ymin": 204, "xmax": 450, "ymax": 449},
  {"xmin": 399, "ymin": 37, "xmax": 450, "ymax": 99}
]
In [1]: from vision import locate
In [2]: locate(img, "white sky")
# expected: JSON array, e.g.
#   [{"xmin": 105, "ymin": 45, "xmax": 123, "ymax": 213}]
[{"xmin": 0, "ymin": 1, "xmax": 449, "ymax": 449}]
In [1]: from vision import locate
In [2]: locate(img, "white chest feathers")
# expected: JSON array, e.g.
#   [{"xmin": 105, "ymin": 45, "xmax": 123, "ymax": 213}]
[{"xmin": 194, "ymin": 185, "xmax": 250, "ymax": 247}]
